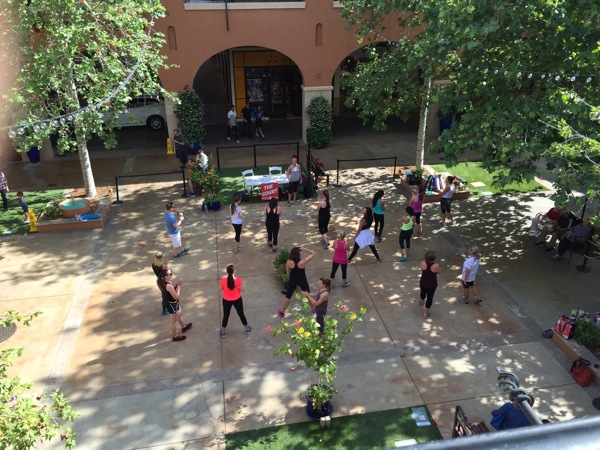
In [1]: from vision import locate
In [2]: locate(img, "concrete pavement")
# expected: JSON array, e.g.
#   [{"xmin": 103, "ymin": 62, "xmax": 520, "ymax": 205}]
[{"xmin": 1, "ymin": 118, "xmax": 600, "ymax": 449}]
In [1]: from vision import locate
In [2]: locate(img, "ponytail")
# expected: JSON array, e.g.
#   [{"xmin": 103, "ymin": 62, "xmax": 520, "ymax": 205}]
[
  {"xmin": 226, "ymin": 264, "xmax": 235, "ymax": 290},
  {"xmin": 230, "ymin": 195, "xmax": 241, "ymax": 216}
]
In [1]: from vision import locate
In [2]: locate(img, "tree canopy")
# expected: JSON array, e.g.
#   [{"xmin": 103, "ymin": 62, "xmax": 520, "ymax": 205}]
[
  {"xmin": 341, "ymin": 0, "xmax": 600, "ymax": 207},
  {"xmin": 2, "ymin": 0, "xmax": 169, "ymax": 196}
]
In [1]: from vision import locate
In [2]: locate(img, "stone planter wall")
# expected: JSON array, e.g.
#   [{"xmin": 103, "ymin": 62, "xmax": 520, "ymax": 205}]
[
  {"xmin": 37, "ymin": 193, "xmax": 112, "ymax": 233},
  {"xmin": 552, "ymin": 332, "xmax": 600, "ymax": 387}
]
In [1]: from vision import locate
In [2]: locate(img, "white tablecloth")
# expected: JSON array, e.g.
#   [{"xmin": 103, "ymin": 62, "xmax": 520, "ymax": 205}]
[{"xmin": 243, "ymin": 174, "xmax": 288, "ymax": 187}]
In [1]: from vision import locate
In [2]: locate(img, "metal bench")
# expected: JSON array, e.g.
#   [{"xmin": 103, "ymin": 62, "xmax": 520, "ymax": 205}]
[{"xmin": 452, "ymin": 405, "xmax": 490, "ymax": 438}]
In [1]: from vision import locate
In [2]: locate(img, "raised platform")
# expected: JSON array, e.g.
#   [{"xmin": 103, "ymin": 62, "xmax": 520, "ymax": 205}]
[
  {"xmin": 36, "ymin": 195, "xmax": 111, "ymax": 232},
  {"xmin": 552, "ymin": 332, "xmax": 600, "ymax": 386}
]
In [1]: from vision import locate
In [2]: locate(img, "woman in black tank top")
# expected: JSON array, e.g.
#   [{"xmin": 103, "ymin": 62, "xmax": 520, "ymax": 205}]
[
  {"xmin": 419, "ymin": 251, "xmax": 441, "ymax": 319},
  {"xmin": 265, "ymin": 197, "xmax": 281, "ymax": 252}
]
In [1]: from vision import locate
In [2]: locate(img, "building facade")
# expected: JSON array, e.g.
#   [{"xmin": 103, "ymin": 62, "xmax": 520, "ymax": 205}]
[{"xmin": 155, "ymin": 0, "xmax": 405, "ymax": 141}]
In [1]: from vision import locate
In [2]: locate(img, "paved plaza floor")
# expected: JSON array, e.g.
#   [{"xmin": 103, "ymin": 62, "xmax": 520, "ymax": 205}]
[{"xmin": 1, "ymin": 119, "xmax": 600, "ymax": 449}]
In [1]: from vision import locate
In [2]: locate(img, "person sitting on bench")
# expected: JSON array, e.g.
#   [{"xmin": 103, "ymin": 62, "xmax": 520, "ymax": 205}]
[
  {"xmin": 551, "ymin": 218, "xmax": 594, "ymax": 261},
  {"xmin": 535, "ymin": 209, "xmax": 578, "ymax": 253},
  {"xmin": 529, "ymin": 204, "xmax": 562, "ymax": 237}
]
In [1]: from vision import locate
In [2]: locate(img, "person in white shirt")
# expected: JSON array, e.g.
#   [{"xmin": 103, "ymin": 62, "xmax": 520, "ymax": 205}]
[
  {"xmin": 197, "ymin": 149, "xmax": 208, "ymax": 169},
  {"xmin": 226, "ymin": 105, "xmax": 240, "ymax": 143},
  {"xmin": 460, "ymin": 245, "xmax": 482, "ymax": 305}
]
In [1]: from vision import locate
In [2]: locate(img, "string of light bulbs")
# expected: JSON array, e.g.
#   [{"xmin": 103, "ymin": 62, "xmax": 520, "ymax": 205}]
[{"xmin": 4, "ymin": 16, "xmax": 157, "ymax": 140}]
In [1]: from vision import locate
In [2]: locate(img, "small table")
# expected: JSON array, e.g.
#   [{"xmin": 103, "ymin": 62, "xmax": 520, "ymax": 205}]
[{"xmin": 243, "ymin": 174, "xmax": 289, "ymax": 188}]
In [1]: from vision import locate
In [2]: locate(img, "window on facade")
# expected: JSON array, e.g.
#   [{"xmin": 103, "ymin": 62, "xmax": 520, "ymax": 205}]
[{"xmin": 315, "ymin": 23, "xmax": 323, "ymax": 47}]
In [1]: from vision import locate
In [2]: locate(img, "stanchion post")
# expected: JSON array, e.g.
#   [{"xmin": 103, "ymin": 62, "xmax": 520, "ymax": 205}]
[
  {"xmin": 335, "ymin": 160, "xmax": 340, "ymax": 187},
  {"xmin": 180, "ymin": 169, "xmax": 188, "ymax": 197},
  {"xmin": 576, "ymin": 256, "xmax": 591, "ymax": 273},
  {"xmin": 393, "ymin": 157, "xmax": 397, "ymax": 182},
  {"xmin": 216, "ymin": 146, "xmax": 221, "ymax": 171},
  {"xmin": 253, "ymin": 144, "xmax": 257, "ymax": 168},
  {"xmin": 113, "ymin": 176, "xmax": 123, "ymax": 204}
]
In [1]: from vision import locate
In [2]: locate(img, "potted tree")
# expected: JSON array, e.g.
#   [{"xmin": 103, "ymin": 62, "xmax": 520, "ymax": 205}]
[
  {"xmin": 174, "ymin": 86, "xmax": 207, "ymax": 151},
  {"xmin": 306, "ymin": 96, "xmax": 333, "ymax": 149},
  {"xmin": 271, "ymin": 295, "xmax": 366, "ymax": 419}
]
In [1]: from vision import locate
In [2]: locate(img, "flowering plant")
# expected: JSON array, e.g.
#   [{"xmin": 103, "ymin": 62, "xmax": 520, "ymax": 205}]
[
  {"xmin": 271, "ymin": 296, "xmax": 366, "ymax": 413},
  {"xmin": 188, "ymin": 155, "xmax": 220, "ymax": 194}
]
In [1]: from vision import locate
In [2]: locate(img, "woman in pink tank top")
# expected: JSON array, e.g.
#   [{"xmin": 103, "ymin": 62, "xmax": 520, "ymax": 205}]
[{"xmin": 330, "ymin": 230, "xmax": 351, "ymax": 287}]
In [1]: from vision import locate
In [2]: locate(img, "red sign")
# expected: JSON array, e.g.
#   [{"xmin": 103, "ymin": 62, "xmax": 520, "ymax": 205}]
[{"xmin": 261, "ymin": 182, "xmax": 279, "ymax": 201}]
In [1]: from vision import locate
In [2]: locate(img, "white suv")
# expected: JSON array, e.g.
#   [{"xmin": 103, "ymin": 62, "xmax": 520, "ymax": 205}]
[{"xmin": 105, "ymin": 96, "xmax": 166, "ymax": 130}]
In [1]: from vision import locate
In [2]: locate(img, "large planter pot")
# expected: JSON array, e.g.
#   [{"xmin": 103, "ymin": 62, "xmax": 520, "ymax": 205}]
[
  {"xmin": 305, "ymin": 384, "xmax": 335, "ymax": 420},
  {"xmin": 206, "ymin": 200, "xmax": 221, "ymax": 211},
  {"xmin": 26, "ymin": 146, "xmax": 41, "ymax": 164},
  {"xmin": 59, "ymin": 198, "xmax": 91, "ymax": 218}
]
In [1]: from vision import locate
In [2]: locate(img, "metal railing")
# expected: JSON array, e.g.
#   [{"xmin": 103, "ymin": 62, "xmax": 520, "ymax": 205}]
[
  {"xmin": 215, "ymin": 141, "xmax": 300, "ymax": 171},
  {"xmin": 113, "ymin": 170, "xmax": 187, "ymax": 204},
  {"xmin": 333, "ymin": 156, "xmax": 398, "ymax": 187}
]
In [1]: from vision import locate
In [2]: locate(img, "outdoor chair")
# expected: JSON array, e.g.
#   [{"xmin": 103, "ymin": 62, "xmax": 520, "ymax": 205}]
[
  {"xmin": 269, "ymin": 166, "xmax": 283, "ymax": 175},
  {"xmin": 242, "ymin": 169, "xmax": 255, "ymax": 194}
]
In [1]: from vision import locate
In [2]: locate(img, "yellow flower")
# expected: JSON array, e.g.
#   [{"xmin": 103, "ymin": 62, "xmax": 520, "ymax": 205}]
[
  {"xmin": 298, "ymin": 327, "xmax": 305, "ymax": 334},
  {"xmin": 349, "ymin": 313, "xmax": 357, "ymax": 320},
  {"xmin": 304, "ymin": 331, "xmax": 311, "ymax": 337},
  {"xmin": 276, "ymin": 329, "xmax": 282, "ymax": 335}
]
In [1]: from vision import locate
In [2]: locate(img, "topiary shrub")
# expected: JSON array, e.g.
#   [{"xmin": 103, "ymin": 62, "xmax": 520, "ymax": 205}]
[
  {"xmin": 174, "ymin": 86, "xmax": 207, "ymax": 147},
  {"xmin": 306, "ymin": 96, "xmax": 332, "ymax": 149}
]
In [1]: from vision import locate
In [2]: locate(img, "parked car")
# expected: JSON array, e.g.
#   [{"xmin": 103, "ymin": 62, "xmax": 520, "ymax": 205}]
[{"xmin": 104, "ymin": 96, "xmax": 166, "ymax": 130}]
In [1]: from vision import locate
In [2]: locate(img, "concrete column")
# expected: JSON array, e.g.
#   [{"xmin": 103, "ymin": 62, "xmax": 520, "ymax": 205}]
[{"xmin": 301, "ymin": 85, "xmax": 333, "ymax": 144}]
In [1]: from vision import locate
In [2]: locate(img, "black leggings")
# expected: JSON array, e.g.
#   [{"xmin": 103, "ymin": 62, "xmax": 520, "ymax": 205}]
[
  {"xmin": 232, "ymin": 223, "xmax": 242, "ymax": 242},
  {"xmin": 373, "ymin": 213, "xmax": 384, "ymax": 238},
  {"xmin": 285, "ymin": 277, "xmax": 310, "ymax": 299},
  {"xmin": 318, "ymin": 216, "xmax": 330, "ymax": 235},
  {"xmin": 330, "ymin": 262, "xmax": 348, "ymax": 280},
  {"xmin": 266, "ymin": 222, "xmax": 279, "ymax": 246},
  {"xmin": 316, "ymin": 310, "xmax": 326, "ymax": 334},
  {"xmin": 399, "ymin": 229, "xmax": 413, "ymax": 249},
  {"xmin": 222, "ymin": 298, "xmax": 248, "ymax": 328},
  {"xmin": 348, "ymin": 242, "xmax": 380, "ymax": 261},
  {"xmin": 420, "ymin": 287, "xmax": 437, "ymax": 309}
]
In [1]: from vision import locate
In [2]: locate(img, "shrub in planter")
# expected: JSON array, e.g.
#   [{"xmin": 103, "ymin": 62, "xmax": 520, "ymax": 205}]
[
  {"xmin": 306, "ymin": 96, "xmax": 333, "ymax": 149},
  {"xmin": 575, "ymin": 320, "xmax": 600, "ymax": 349},
  {"xmin": 42, "ymin": 199, "xmax": 63, "ymax": 220},
  {"xmin": 174, "ymin": 87, "xmax": 207, "ymax": 147},
  {"xmin": 273, "ymin": 248, "xmax": 290, "ymax": 284}
]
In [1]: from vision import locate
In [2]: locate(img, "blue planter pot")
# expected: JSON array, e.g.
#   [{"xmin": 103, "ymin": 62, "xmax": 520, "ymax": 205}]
[
  {"xmin": 206, "ymin": 201, "xmax": 221, "ymax": 211},
  {"xmin": 26, "ymin": 146, "xmax": 41, "ymax": 164}
]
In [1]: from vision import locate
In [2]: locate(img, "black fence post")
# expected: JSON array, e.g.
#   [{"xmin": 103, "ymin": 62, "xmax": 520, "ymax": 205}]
[
  {"xmin": 113, "ymin": 176, "xmax": 123, "ymax": 204},
  {"xmin": 393, "ymin": 157, "xmax": 397, "ymax": 183},
  {"xmin": 180, "ymin": 170, "xmax": 188, "ymax": 197},
  {"xmin": 216, "ymin": 146, "xmax": 221, "ymax": 171},
  {"xmin": 253, "ymin": 143, "xmax": 257, "ymax": 168},
  {"xmin": 335, "ymin": 160, "xmax": 340, "ymax": 187}
]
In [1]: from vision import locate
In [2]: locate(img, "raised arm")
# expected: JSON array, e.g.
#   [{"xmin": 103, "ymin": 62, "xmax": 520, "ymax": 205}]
[{"xmin": 298, "ymin": 247, "xmax": 316, "ymax": 268}]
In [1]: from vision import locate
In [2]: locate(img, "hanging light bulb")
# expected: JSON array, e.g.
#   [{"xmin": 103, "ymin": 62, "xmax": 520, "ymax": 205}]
[
  {"xmin": 52, "ymin": 120, "xmax": 59, "ymax": 128},
  {"xmin": 33, "ymin": 124, "xmax": 40, "ymax": 132},
  {"xmin": 60, "ymin": 117, "xmax": 66, "ymax": 125},
  {"xmin": 504, "ymin": 70, "xmax": 509, "ymax": 75},
  {"xmin": 494, "ymin": 69, "xmax": 499, "ymax": 74},
  {"xmin": 541, "ymin": 74, "xmax": 546, "ymax": 79},
  {"xmin": 555, "ymin": 75, "xmax": 560, "ymax": 81},
  {"xmin": 587, "ymin": 77, "xmax": 592, "ymax": 83},
  {"xmin": 528, "ymin": 73, "xmax": 533, "ymax": 79},
  {"xmin": 17, "ymin": 127, "xmax": 25, "ymax": 135},
  {"xmin": 517, "ymin": 72, "xmax": 522, "ymax": 77},
  {"xmin": 67, "ymin": 115, "xmax": 73, "ymax": 122},
  {"xmin": 40, "ymin": 122, "xmax": 47, "ymax": 130},
  {"xmin": 8, "ymin": 129, "xmax": 16, "ymax": 139},
  {"xmin": 570, "ymin": 76, "xmax": 576, "ymax": 81}
]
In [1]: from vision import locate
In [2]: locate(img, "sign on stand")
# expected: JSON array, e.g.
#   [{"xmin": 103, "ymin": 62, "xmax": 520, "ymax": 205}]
[{"xmin": 261, "ymin": 182, "xmax": 279, "ymax": 201}]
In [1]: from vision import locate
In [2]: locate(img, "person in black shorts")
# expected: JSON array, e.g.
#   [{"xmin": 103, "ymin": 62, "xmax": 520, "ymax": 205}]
[
  {"xmin": 158, "ymin": 269, "xmax": 192, "ymax": 341},
  {"xmin": 278, "ymin": 246, "xmax": 316, "ymax": 318},
  {"xmin": 317, "ymin": 190, "xmax": 331, "ymax": 248}
]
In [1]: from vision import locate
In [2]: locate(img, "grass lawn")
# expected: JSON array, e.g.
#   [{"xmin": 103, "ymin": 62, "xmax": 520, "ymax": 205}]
[
  {"xmin": 225, "ymin": 406, "xmax": 442, "ymax": 450},
  {"xmin": 429, "ymin": 162, "xmax": 548, "ymax": 196},
  {"xmin": 0, "ymin": 189, "xmax": 65, "ymax": 235}
]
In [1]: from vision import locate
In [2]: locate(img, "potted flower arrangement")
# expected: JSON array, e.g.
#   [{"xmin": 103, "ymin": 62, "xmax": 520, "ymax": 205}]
[{"xmin": 271, "ymin": 295, "xmax": 367, "ymax": 419}]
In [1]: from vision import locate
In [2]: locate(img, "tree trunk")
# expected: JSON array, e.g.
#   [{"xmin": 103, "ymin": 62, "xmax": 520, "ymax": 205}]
[
  {"xmin": 66, "ymin": 71, "xmax": 97, "ymax": 197},
  {"xmin": 416, "ymin": 76, "xmax": 432, "ymax": 170}
]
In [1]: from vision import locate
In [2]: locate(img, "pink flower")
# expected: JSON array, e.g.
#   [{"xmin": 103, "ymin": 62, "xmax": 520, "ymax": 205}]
[
  {"xmin": 340, "ymin": 306, "xmax": 346, "ymax": 311},
  {"xmin": 266, "ymin": 326, "xmax": 272, "ymax": 332},
  {"xmin": 295, "ymin": 321, "xmax": 302, "ymax": 327},
  {"xmin": 290, "ymin": 367, "xmax": 296, "ymax": 371}
]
